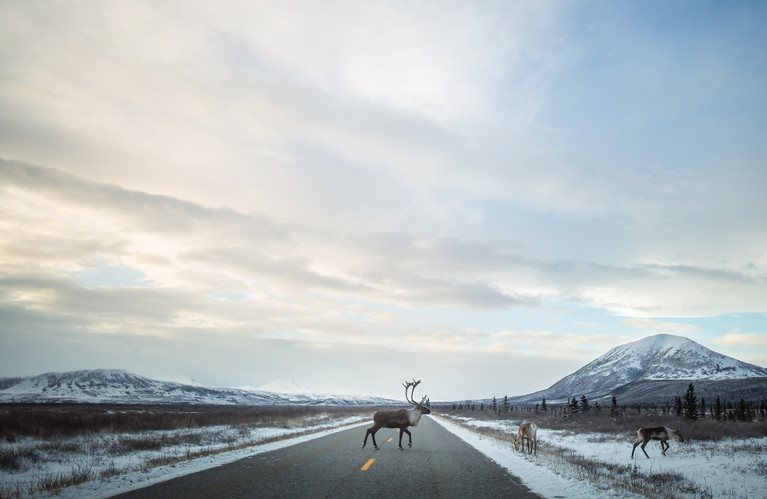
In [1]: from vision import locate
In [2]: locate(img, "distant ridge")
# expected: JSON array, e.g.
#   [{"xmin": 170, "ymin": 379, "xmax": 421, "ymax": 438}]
[
  {"xmin": 0, "ymin": 369, "xmax": 398, "ymax": 406},
  {"xmin": 508, "ymin": 334, "xmax": 767, "ymax": 405}
]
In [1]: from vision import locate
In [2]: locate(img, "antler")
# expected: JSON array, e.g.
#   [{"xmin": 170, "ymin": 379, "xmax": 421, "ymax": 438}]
[
  {"xmin": 403, "ymin": 379, "xmax": 422, "ymax": 404},
  {"xmin": 403, "ymin": 380, "xmax": 414, "ymax": 403}
]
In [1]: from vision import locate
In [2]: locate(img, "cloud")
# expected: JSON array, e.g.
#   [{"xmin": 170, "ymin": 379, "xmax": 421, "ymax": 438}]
[
  {"xmin": 622, "ymin": 318, "xmax": 698, "ymax": 333},
  {"xmin": 2, "ymin": 2, "xmax": 767, "ymax": 394},
  {"xmin": 492, "ymin": 331, "xmax": 627, "ymax": 361},
  {"xmin": 3, "ymin": 159, "xmax": 767, "ymax": 343},
  {"xmin": 713, "ymin": 333, "xmax": 767, "ymax": 348}
]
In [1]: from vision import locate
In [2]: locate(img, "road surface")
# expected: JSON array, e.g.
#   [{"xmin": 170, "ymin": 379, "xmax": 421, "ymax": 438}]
[{"xmin": 116, "ymin": 416, "xmax": 540, "ymax": 498}]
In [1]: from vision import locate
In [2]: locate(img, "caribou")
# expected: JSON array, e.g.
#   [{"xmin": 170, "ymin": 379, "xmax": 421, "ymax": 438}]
[
  {"xmin": 514, "ymin": 422, "xmax": 537, "ymax": 455},
  {"xmin": 361, "ymin": 379, "xmax": 431, "ymax": 450},
  {"xmin": 631, "ymin": 426, "xmax": 685, "ymax": 458}
]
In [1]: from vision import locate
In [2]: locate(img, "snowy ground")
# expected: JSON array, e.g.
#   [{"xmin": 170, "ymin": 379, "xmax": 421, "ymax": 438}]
[
  {"xmin": 0, "ymin": 417, "xmax": 369, "ymax": 498},
  {"xmin": 2, "ymin": 413, "xmax": 765, "ymax": 498},
  {"xmin": 436, "ymin": 415, "xmax": 767, "ymax": 499}
]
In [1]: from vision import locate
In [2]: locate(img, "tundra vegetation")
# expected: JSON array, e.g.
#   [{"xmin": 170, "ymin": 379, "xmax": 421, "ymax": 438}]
[
  {"xmin": 440, "ymin": 387, "xmax": 767, "ymax": 498},
  {"xmin": 0, "ymin": 404, "xmax": 369, "ymax": 497}
]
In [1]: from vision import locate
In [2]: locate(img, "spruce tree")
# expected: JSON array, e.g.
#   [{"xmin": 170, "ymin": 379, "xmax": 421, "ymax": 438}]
[
  {"xmin": 580, "ymin": 395, "xmax": 590, "ymax": 413},
  {"xmin": 610, "ymin": 396, "xmax": 619, "ymax": 419},
  {"xmin": 737, "ymin": 399, "xmax": 750, "ymax": 422},
  {"xmin": 541, "ymin": 398, "xmax": 547, "ymax": 412},
  {"xmin": 683, "ymin": 382, "xmax": 698, "ymax": 420},
  {"xmin": 714, "ymin": 395, "xmax": 722, "ymax": 421},
  {"xmin": 570, "ymin": 397, "xmax": 579, "ymax": 414}
]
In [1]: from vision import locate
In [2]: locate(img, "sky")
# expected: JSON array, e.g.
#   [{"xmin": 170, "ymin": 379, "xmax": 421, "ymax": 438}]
[{"xmin": 1, "ymin": 0, "xmax": 766, "ymax": 401}]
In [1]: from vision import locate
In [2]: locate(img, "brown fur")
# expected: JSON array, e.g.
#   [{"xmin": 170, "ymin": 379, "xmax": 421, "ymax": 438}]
[
  {"xmin": 631, "ymin": 426, "xmax": 684, "ymax": 458},
  {"xmin": 361, "ymin": 379, "xmax": 430, "ymax": 450},
  {"xmin": 514, "ymin": 421, "xmax": 537, "ymax": 455}
]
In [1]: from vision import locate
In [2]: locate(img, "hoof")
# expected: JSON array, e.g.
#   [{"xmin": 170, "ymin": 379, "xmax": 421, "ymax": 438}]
[
  {"xmin": 408, "ymin": 443, "xmax": 412, "ymax": 448},
  {"xmin": 374, "ymin": 445, "xmax": 379, "ymax": 450}
]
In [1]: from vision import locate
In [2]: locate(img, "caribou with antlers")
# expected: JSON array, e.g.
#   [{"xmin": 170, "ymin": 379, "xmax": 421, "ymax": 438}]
[{"xmin": 361, "ymin": 379, "xmax": 431, "ymax": 450}]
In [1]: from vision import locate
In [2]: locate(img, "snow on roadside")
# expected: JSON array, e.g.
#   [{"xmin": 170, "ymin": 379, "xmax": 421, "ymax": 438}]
[
  {"xmin": 64, "ymin": 419, "xmax": 370, "ymax": 498},
  {"xmin": 0, "ymin": 418, "xmax": 368, "ymax": 498},
  {"xmin": 431, "ymin": 415, "xmax": 634, "ymax": 499},
  {"xmin": 433, "ymin": 415, "xmax": 767, "ymax": 499}
]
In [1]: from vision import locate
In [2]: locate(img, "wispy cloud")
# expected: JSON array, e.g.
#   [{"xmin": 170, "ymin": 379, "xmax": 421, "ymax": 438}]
[
  {"xmin": 622, "ymin": 318, "xmax": 698, "ymax": 333},
  {"xmin": 713, "ymin": 333, "xmax": 767, "ymax": 348},
  {"xmin": 1, "ymin": 1, "xmax": 766, "ymax": 398}
]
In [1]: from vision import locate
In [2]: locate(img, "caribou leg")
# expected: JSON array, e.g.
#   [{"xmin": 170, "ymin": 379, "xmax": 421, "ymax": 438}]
[
  {"xmin": 640, "ymin": 440, "xmax": 650, "ymax": 458},
  {"xmin": 402, "ymin": 427, "xmax": 413, "ymax": 448},
  {"xmin": 631, "ymin": 439, "xmax": 650, "ymax": 459},
  {"xmin": 362, "ymin": 425, "xmax": 381, "ymax": 450}
]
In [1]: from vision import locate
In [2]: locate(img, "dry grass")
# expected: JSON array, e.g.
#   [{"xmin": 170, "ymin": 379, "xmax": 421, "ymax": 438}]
[
  {"xmin": 438, "ymin": 405, "xmax": 766, "ymax": 498},
  {"xmin": 440, "ymin": 405, "xmax": 767, "ymax": 441},
  {"xmin": 0, "ymin": 404, "xmax": 358, "ymax": 441},
  {"xmin": 440, "ymin": 414, "xmax": 710, "ymax": 499},
  {"xmin": 0, "ymin": 404, "xmax": 370, "ymax": 498}
]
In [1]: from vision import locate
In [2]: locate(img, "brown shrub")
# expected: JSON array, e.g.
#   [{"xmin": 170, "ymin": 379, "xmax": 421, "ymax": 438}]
[{"xmin": 0, "ymin": 404, "xmax": 368, "ymax": 440}]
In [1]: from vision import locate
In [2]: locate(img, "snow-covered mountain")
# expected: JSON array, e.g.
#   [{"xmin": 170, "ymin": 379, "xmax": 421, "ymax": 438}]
[
  {"xmin": 511, "ymin": 334, "xmax": 767, "ymax": 405},
  {"xmin": 0, "ymin": 369, "xmax": 398, "ymax": 406}
]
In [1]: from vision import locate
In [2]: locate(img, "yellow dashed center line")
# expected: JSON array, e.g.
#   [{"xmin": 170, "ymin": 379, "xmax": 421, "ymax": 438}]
[
  {"xmin": 387, "ymin": 437, "xmax": 393, "ymax": 442},
  {"xmin": 361, "ymin": 458, "xmax": 375, "ymax": 471}
]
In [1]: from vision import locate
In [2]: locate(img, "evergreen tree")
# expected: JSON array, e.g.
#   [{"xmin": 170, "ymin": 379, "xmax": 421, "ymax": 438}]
[
  {"xmin": 610, "ymin": 396, "xmax": 619, "ymax": 419},
  {"xmin": 714, "ymin": 395, "xmax": 723, "ymax": 421},
  {"xmin": 580, "ymin": 395, "xmax": 591, "ymax": 413},
  {"xmin": 674, "ymin": 396, "xmax": 683, "ymax": 417},
  {"xmin": 700, "ymin": 398, "xmax": 706, "ymax": 419},
  {"xmin": 570, "ymin": 397, "xmax": 579, "ymax": 414},
  {"xmin": 594, "ymin": 401, "xmax": 601, "ymax": 411},
  {"xmin": 502, "ymin": 395, "xmax": 510, "ymax": 413},
  {"xmin": 683, "ymin": 383, "xmax": 698, "ymax": 420},
  {"xmin": 541, "ymin": 398, "xmax": 547, "ymax": 412},
  {"xmin": 737, "ymin": 399, "xmax": 750, "ymax": 422},
  {"xmin": 491, "ymin": 396, "xmax": 497, "ymax": 412}
]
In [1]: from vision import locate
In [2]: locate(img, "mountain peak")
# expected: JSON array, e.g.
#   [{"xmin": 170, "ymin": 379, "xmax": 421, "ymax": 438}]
[{"xmin": 518, "ymin": 334, "xmax": 767, "ymax": 404}]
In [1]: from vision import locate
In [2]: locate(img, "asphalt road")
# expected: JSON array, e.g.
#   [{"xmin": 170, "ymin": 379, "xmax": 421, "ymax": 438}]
[{"xmin": 115, "ymin": 416, "xmax": 540, "ymax": 498}]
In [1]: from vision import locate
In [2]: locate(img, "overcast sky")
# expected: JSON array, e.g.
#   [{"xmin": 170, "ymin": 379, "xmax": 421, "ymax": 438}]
[{"xmin": 1, "ymin": 1, "xmax": 766, "ymax": 401}]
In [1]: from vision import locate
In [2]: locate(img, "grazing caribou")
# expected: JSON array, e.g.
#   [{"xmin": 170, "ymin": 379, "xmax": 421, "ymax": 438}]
[
  {"xmin": 631, "ymin": 426, "xmax": 685, "ymax": 458},
  {"xmin": 514, "ymin": 422, "xmax": 537, "ymax": 455},
  {"xmin": 361, "ymin": 379, "xmax": 431, "ymax": 450}
]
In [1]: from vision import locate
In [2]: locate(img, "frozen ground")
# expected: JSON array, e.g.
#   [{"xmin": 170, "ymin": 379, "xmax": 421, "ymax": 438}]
[
  {"xmin": 0, "ymin": 417, "xmax": 369, "ymax": 498},
  {"xmin": 2, "ymin": 413, "xmax": 766, "ymax": 498},
  {"xmin": 437, "ymin": 415, "xmax": 767, "ymax": 499}
]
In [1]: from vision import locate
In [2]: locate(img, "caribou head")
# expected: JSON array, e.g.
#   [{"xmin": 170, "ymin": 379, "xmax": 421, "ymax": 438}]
[{"xmin": 403, "ymin": 379, "xmax": 431, "ymax": 418}]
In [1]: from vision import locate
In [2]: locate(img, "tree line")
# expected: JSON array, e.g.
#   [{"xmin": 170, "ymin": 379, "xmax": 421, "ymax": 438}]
[{"xmin": 444, "ymin": 383, "xmax": 766, "ymax": 422}]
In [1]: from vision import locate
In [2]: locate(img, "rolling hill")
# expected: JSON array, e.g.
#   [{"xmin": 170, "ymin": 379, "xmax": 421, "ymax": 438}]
[{"xmin": 0, "ymin": 369, "xmax": 397, "ymax": 406}]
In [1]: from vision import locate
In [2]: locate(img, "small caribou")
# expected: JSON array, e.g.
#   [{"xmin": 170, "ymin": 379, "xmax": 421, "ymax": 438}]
[
  {"xmin": 514, "ymin": 422, "xmax": 537, "ymax": 455},
  {"xmin": 361, "ymin": 379, "xmax": 430, "ymax": 450},
  {"xmin": 631, "ymin": 426, "xmax": 685, "ymax": 458}
]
